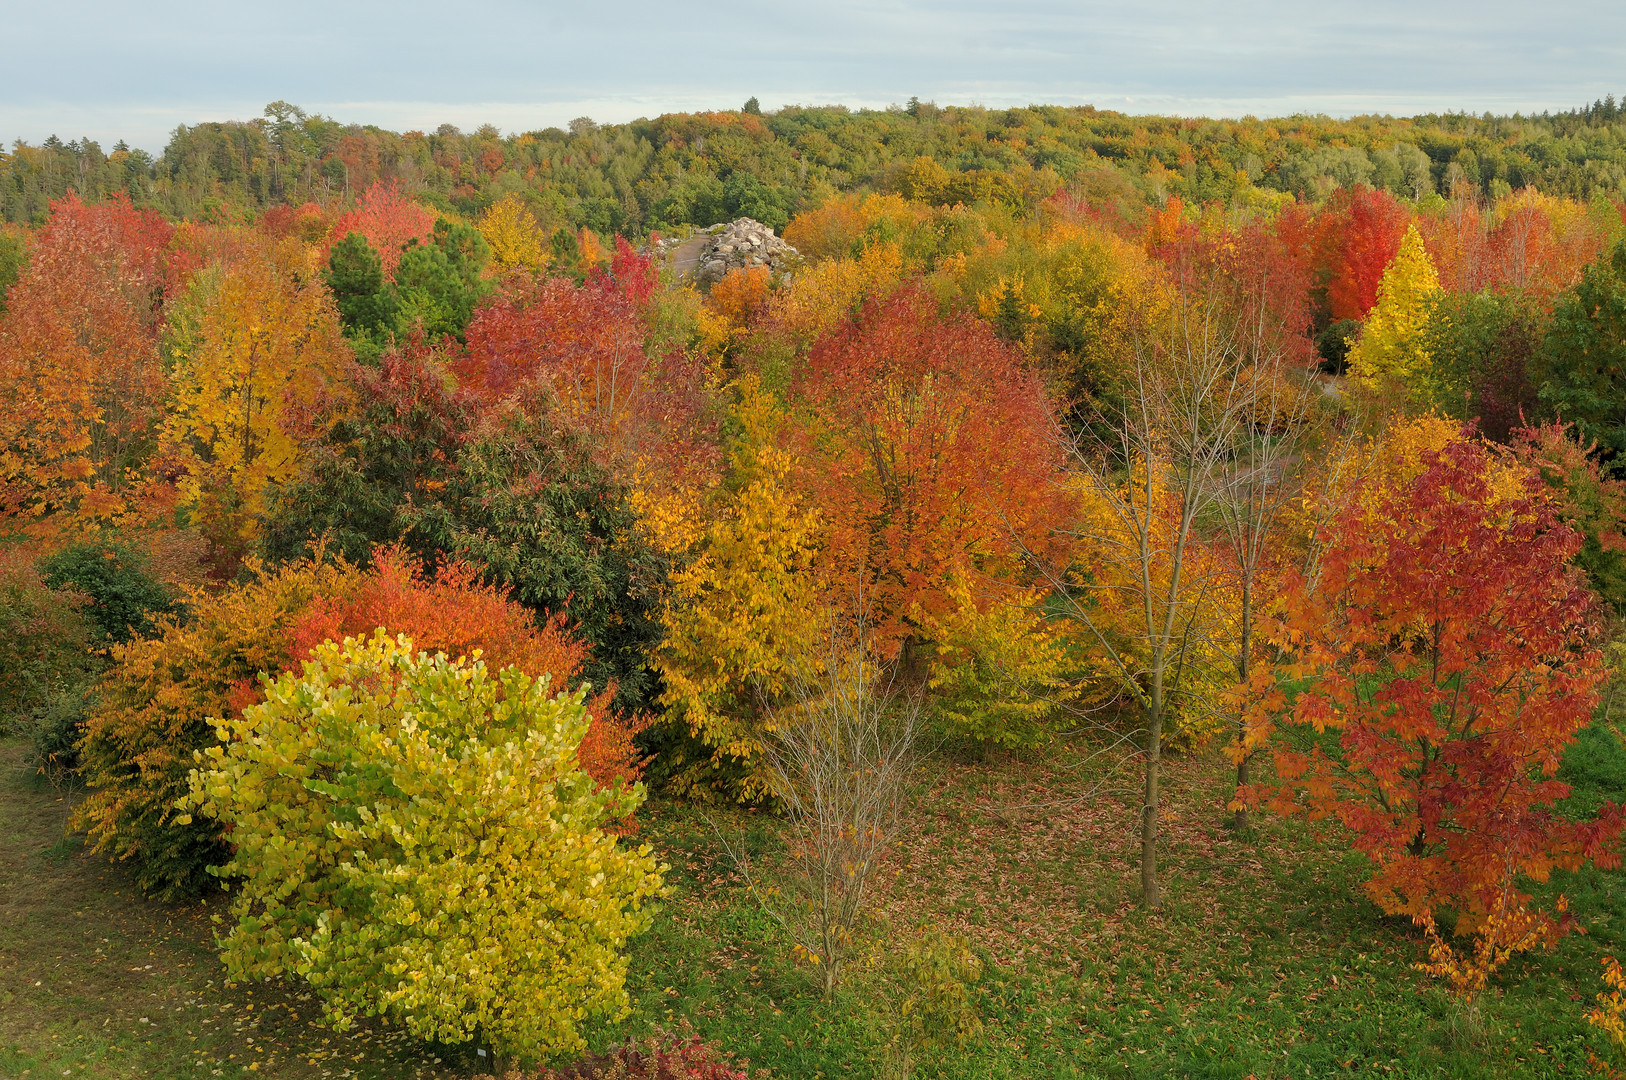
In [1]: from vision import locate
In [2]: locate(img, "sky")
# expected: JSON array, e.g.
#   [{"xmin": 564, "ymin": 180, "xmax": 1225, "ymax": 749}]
[{"xmin": 3, "ymin": 0, "xmax": 1624, "ymax": 154}]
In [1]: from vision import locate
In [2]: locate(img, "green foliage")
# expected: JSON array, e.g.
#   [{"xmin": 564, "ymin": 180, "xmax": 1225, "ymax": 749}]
[
  {"xmin": 722, "ymin": 173, "xmax": 790, "ymax": 230},
  {"xmin": 323, "ymin": 232, "xmax": 398, "ymax": 347},
  {"xmin": 1538, "ymin": 241, "xmax": 1626, "ymax": 457},
  {"xmin": 881, "ymin": 930, "xmax": 985, "ymax": 1080},
  {"xmin": 1420, "ymin": 291, "xmax": 1544, "ymax": 440},
  {"xmin": 1316, "ymin": 318, "xmax": 1360, "ymax": 374},
  {"xmin": 180, "ymin": 633, "xmax": 664, "ymax": 1064},
  {"xmin": 0, "ymin": 553, "xmax": 98, "ymax": 733},
  {"xmin": 651, "ymin": 175, "xmax": 727, "ymax": 230},
  {"xmin": 392, "ymin": 220, "xmax": 491, "ymax": 341},
  {"xmin": 0, "ymin": 228, "xmax": 28, "ymax": 314},
  {"xmin": 39, "ymin": 540, "xmax": 177, "ymax": 645},
  {"xmin": 399, "ymin": 398, "xmax": 668, "ymax": 711}
]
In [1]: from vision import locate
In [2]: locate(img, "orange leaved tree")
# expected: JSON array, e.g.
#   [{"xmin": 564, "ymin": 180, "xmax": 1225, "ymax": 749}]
[
  {"xmin": 1244, "ymin": 438, "xmax": 1623, "ymax": 958},
  {"xmin": 0, "ymin": 193, "xmax": 174, "ymax": 535}
]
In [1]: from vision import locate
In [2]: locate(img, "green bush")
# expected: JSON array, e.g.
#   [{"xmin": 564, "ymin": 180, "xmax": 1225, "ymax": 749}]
[
  {"xmin": 0, "ymin": 551, "xmax": 98, "ymax": 734},
  {"xmin": 180, "ymin": 632, "xmax": 665, "ymax": 1064},
  {"xmin": 40, "ymin": 540, "xmax": 177, "ymax": 645}
]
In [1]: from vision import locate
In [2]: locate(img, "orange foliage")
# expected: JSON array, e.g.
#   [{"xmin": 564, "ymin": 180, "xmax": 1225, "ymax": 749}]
[
  {"xmin": 1322, "ymin": 186, "xmax": 1412, "ymax": 320},
  {"xmin": 324, "ymin": 182, "xmax": 435, "ymax": 277},
  {"xmin": 0, "ymin": 193, "xmax": 174, "ymax": 535},
  {"xmin": 290, "ymin": 544, "xmax": 647, "ymax": 792},
  {"xmin": 707, "ymin": 265, "xmax": 772, "ymax": 327},
  {"xmin": 1244, "ymin": 439, "xmax": 1622, "ymax": 943},
  {"xmin": 792, "ymin": 285, "xmax": 1069, "ymax": 652}
]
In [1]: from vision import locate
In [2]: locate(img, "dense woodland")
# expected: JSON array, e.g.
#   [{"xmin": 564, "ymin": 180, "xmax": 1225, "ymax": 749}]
[{"xmin": 4, "ymin": 96, "xmax": 1626, "ymax": 1078}]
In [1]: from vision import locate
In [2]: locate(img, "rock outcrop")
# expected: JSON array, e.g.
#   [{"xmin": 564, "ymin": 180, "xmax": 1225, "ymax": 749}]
[{"xmin": 653, "ymin": 218, "xmax": 798, "ymax": 285}]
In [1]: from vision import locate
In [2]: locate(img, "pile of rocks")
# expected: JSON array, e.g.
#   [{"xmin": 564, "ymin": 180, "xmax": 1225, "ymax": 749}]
[{"xmin": 653, "ymin": 218, "xmax": 798, "ymax": 286}]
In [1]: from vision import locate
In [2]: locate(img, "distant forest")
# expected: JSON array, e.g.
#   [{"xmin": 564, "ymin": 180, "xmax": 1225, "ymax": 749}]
[{"xmin": 4, "ymin": 95, "xmax": 1625, "ymax": 231}]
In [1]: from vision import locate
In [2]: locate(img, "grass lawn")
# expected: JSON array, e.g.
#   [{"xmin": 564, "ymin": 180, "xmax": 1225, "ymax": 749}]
[{"xmin": 3, "ymin": 727, "xmax": 1625, "ymax": 1079}]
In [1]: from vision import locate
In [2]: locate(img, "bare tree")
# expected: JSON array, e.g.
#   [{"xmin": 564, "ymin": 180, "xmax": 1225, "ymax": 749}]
[
  {"xmin": 720, "ymin": 624, "xmax": 922, "ymax": 993},
  {"xmin": 1020, "ymin": 261, "xmax": 1263, "ymax": 910}
]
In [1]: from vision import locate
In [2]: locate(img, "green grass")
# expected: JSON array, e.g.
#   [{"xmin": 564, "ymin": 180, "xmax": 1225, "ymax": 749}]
[{"xmin": 3, "ymin": 728, "xmax": 1625, "ymax": 1079}]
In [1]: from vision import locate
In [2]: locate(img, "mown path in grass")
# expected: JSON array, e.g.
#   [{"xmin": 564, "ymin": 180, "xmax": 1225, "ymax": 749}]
[{"xmin": 4, "ymin": 729, "xmax": 1626, "ymax": 1079}]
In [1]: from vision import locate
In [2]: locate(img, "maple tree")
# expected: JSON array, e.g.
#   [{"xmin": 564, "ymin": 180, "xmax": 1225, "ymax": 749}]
[
  {"xmin": 791, "ymin": 284, "xmax": 1066, "ymax": 658},
  {"xmin": 478, "ymin": 193, "xmax": 551, "ymax": 273},
  {"xmin": 1243, "ymin": 438, "xmax": 1623, "ymax": 949},
  {"xmin": 0, "ymin": 193, "xmax": 174, "ymax": 534},
  {"xmin": 1322, "ymin": 185, "xmax": 1411, "ymax": 321}
]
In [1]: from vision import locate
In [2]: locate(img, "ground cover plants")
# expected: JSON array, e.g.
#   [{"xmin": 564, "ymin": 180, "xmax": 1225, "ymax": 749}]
[{"xmin": 3, "ymin": 95, "xmax": 1626, "ymax": 1078}]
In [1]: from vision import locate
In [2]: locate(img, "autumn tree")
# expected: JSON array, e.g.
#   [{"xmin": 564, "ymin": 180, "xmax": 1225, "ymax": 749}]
[
  {"xmin": 791, "ymin": 285, "xmax": 1066, "ymax": 660},
  {"xmin": 1346, "ymin": 224, "xmax": 1441, "ymax": 400},
  {"xmin": 0, "ymin": 193, "xmax": 173, "ymax": 534},
  {"xmin": 479, "ymin": 193, "xmax": 551, "ymax": 273},
  {"xmin": 323, "ymin": 181, "xmax": 435, "ymax": 278},
  {"xmin": 162, "ymin": 237, "xmax": 353, "ymax": 568},
  {"xmin": 1322, "ymin": 185, "xmax": 1411, "ymax": 321},
  {"xmin": 1025, "ymin": 250, "xmax": 1266, "ymax": 909},
  {"xmin": 655, "ymin": 377, "xmax": 824, "ymax": 798},
  {"xmin": 1244, "ymin": 439, "xmax": 1623, "ymax": 951},
  {"xmin": 180, "ymin": 634, "xmax": 663, "ymax": 1063}
]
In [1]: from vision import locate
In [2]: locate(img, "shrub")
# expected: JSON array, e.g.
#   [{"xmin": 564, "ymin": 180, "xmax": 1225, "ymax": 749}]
[
  {"xmin": 0, "ymin": 548, "xmax": 98, "ymax": 734},
  {"xmin": 478, "ymin": 1021, "xmax": 761, "ymax": 1079},
  {"xmin": 73, "ymin": 556, "xmax": 357, "ymax": 900},
  {"xmin": 39, "ymin": 539, "xmax": 178, "ymax": 644},
  {"xmin": 181, "ymin": 633, "xmax": 664, "ymax": 1065}
]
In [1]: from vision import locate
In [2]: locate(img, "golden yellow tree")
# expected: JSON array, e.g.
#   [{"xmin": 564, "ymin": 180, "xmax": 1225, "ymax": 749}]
[
  {"xmin": 478, "ymin": 193, "xmax": 550, "ymax": 273},
  {"xmin": 654, "ymin": 377, "xmax": 824, "ymax": 799},
  {"xmin": 162, "ymin": 239, "xmax": 352, "ymax": 561},
  {"xmin": 1347, "ymin": 224, "xmax": 1441, "ymax": 397}
]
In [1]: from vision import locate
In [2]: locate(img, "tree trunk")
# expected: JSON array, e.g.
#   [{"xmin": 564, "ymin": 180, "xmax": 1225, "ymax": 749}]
[
  {"xmin": 1141, "ymin": 686, "xmax": 1163, "ymax": 909},
  {"xmin": 1233, "ymin": 592, "xmax": 1252, "ymax": 832}
]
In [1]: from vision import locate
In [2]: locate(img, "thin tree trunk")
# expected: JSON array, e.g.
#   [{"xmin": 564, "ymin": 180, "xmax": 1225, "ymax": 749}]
[
  {"xmin": 1141, "ymin": 680, "xmax": 1163, "ymax": 909},
  {"xmin": 1233, "ymin": 586, "xmax": 1252, "ymax": 832}
]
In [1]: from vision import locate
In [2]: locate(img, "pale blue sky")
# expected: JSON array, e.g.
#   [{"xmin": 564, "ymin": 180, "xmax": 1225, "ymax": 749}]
[{"xmin": 2, "ymin": 0, "xmax": 1623, "ymax": 153}]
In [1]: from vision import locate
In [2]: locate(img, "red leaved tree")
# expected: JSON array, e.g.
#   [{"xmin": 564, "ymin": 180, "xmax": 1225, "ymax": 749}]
[
  {"xmin": 457, "ymin": 240, "xmax": 713, "ymax": 482},
  {"xmin": 1244, "ymin": 438, "xmax": 1623, "ymax": 947},
  {"xmin": 0, "ymin": 193, "xmax": 175, "ymax": 535},
  {"xmin": 290, "ymin": 544, "xmax": 647, "ymax": 794},
  {"xmin": 792, "ymin": 284, "xmax": 1068, "ymax": 656},
  {"xmin": 1321, "ymin": 186, "xmax": 1412, "ymax": 321},
  {"xmin": 324, "ymin": 182, "xmax": 435, "ymax": 278}
]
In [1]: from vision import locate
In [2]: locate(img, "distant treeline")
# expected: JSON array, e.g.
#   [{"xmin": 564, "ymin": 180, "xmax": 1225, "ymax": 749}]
[{"xmin": 3, "ymin": 95, "xmax": 1625, "ymax": 230}]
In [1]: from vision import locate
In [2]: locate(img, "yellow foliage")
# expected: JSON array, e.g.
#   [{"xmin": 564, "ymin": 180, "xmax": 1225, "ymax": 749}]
[
  {"xmin": 766, "ymin": 240, "xmax": 908, "ymax": 342},
  {"xmin": 478, "ymin": 193, "xmax": 549, "ymax": 273},
  {"xmin": 181, "ymin": 632, "xmax": 663, "ymax": 1063},
  {"xmin": 1347, "ymin": 224, "xmax": 1441, "ymax": 397},
  {"xmin": 161, "ymin": 239, "xmax": 352, "ymax": 553},
  {"xmin": 925, "ymin": 579, "xmax": 1077, "ymax": 749},
  {"xmin": 654, "ymin": 377, "xmax": 824, "ymax": 799},
  {"xmin": 782, "ymin": 192, "xmax": 929, "ymax": 260}
]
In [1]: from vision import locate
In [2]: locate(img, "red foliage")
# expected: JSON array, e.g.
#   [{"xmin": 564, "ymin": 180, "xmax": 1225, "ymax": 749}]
[
  {"xmin": 0, "ymin": 193, "xmax": 175, "ymax": 531},
  {"xmin": 324, "ymin": 182, "xmax": 435, "ymax": 277},
  {"xmin": 259, "ymin": 201, "xmax": 334, "ymax": 245},
  {"xmin": 792, "ymin": 285, "xmax": 1070, "ymax": 651},
  {"xmin": 291, "ymin": 545, "xmax": 647, "ymax": 793},
  {"xmin": 457, "ymin": 250, "xmax": 715, "ymax": 482},
  {"xmin": 1321, "ymin": 186, "xmax": 1412, "ymax": 320},
  {"xmin": 1246, "ymin": 439, "xmax": 1623, "ymax": 937}
]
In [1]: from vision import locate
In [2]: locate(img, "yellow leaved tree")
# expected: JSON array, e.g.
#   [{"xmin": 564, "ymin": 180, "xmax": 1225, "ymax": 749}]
[
  {"xmin": 478, "ymin": 193, "xmax": 550, "ymax": 273},
  {"xmin": 161, "ymin": 239, "xmax": 352, "ymax": 564},
  {"xmin": 654, "ymin": 377, "xmax": 824, "ymax": 799},
  {"xmin": 1347, "ymin": 224, "xmax": 1441, "ymax": 401}
]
